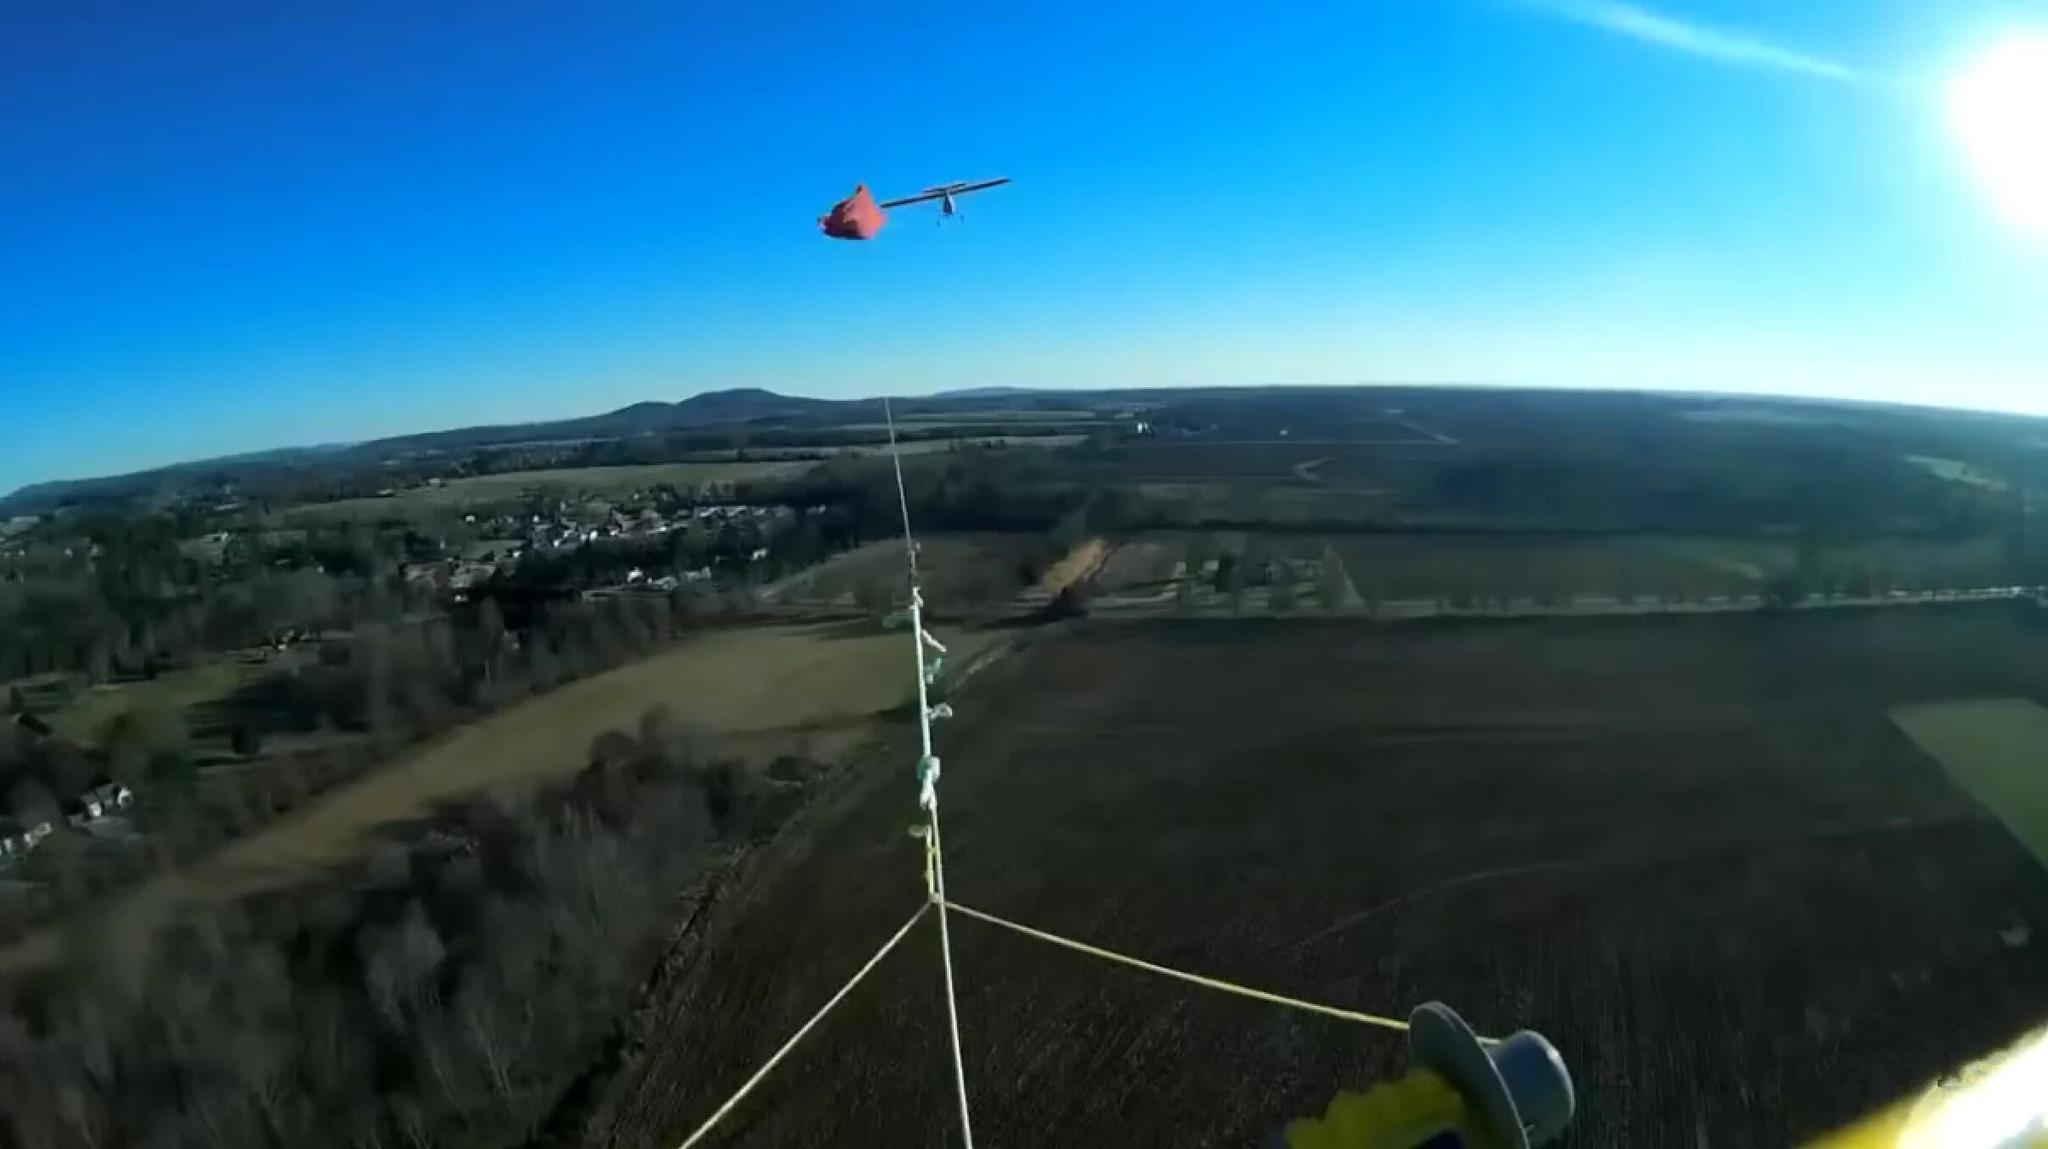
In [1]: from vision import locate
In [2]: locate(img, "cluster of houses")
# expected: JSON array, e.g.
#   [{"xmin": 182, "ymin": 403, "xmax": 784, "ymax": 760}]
[
  {"xmin": 514, "ymin": 500, "xmax": 791, "ymax": 552},
  {"xmin": 378, "ymin": 486, "xmax": 808, "ymax": 600},
  {"xmin": 0, "ymin": 516, "xmax": 54, "ymax": 567},
  {"xmin": 0, "ymin": 768, "xmax": 135, "ymax": 864},
  {"xmin": 0, "ymin": 817, "xmax": 49, "ymax": 860}
]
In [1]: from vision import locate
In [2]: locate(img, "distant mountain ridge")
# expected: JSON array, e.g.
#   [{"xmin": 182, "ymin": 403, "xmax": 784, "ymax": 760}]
[
  {"xmin": 936, "ymin": 386, "xmax": 1042, "ymax": 399},
  {"xmin": 0, "ymin": 388, "xmax": 861, "ymax": 513},
  {"xmin": 362, "ymin": 388, "xmax": 863, "ymax": 454}
]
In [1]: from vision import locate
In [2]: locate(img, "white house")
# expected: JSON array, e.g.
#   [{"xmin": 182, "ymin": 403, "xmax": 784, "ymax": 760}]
[
  {"xmin": 65, "ymin": 782, "xmax": 134, "ymax": 828},
  {"xmin": 0, "ymin": 818, "xmax": 52, "ymax": 860}
]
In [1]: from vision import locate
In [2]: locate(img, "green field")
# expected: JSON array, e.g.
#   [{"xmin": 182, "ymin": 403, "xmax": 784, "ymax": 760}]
[
  {"xmin": 1893, "ymin": 698, "xmax": 2048, "ymax": 868},
  {"xmin": 1904, "ymin": 455, "xmax": 2008, "ymax": 491},
  {"xmin": 196, "ymin": 623, "xmax": 984, "ymax": 882},
  {"xmin": 47, "ymin": 656, "xmax": 298, "ymax": 744},
  {"xmin": 286, "ymin": 461, "xmax": 816, "ymax": 521}
]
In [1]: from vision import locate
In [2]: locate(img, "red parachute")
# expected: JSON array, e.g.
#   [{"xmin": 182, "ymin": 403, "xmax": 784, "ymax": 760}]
[
  {"xmin": 819, "ymin": 184, "xmax": 888, "ymax": 240},
  {"xmin": 819, "ymin": 178, "xmax": 1010, "ymax": 240}
]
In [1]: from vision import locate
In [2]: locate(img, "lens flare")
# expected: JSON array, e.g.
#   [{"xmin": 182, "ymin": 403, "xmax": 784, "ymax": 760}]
[{"xmin": 1948, "ymin": 34, "xmax": 2048, "ymax": 241}]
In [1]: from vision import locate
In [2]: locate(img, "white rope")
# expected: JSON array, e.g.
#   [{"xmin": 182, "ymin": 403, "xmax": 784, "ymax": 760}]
[
  {"xmin": 666, "ymin": 393, "xmax": 1441, "ymax": 1149},
  {"xmin": 885, "ymin": 396, "xmax": 921, "ymax": 585},
  {"xmin": 673, "ymin": 904, "xmax": 929, "ymax": 1149},
  {"xmin": 886, "ymin": 396, "xmax": 978, "ymax": 1149},
  {"xmin": 925, "ymin": 797, "xmax": 976, "ymax": 1147}
]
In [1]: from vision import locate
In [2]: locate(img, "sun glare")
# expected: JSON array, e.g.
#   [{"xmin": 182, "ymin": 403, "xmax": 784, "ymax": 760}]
[{"xmin": 1948, "ymin": 33, "xmax": 2048, "ymax": 241}]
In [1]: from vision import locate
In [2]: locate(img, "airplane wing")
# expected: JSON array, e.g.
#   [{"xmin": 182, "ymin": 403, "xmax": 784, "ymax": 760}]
[
  {"xmin": 878, "ymin": 177, "xmax": 1010, "ymax": 209},
  {"xmin": 875, "ymin": 189, "xmax": 949, "ymax": 209}
]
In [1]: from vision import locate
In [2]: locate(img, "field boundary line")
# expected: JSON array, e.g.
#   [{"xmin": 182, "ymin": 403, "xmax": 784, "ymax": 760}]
[
  {"xmin": 672, "ymin": 904, "xmax": 928, "ymax": 1149},
  {"xmin": 942, "ymin": 899, "xmax": 1490, "ymax": 1041}
]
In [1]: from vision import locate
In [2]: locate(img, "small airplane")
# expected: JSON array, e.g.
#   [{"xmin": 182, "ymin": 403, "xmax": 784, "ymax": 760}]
[{"xmin": 818, "ymin": 178, "xmax": 1010, "ymax": 240}]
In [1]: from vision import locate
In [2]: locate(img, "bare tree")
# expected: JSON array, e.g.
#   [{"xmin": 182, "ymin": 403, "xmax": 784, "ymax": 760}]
[
  {"xmin": 454, "ymin": 976, "xmax": 522, "ymax": 1100},
  {"xmin": 852, "ymin": 576, "xmax": 895, "ymax": 618},
  {"xmin": 390, "ymin": 1095, "xmax": 435, "ymax": 1149},
  {"xmin": 380, "ymin": 907, "xmax": 447, "ymax": 1018},
  {"xmin": 1318, "ymin": 546, "xmax": 1361, "ymax": 613},
  {"xmin": 101, "ymin": 704, "xmax": 187, "ymax": 786},
  {"xmin": 633, "ymin": 596, "xmax": 670, "ymax": 645},
  {"xmin": 56, "ymin": 1078, "xmax": 108, "ymax": 1149},
  {"xmin": 354, "ymin": 626, "xmax": 399, "ymax": 752},
  {"xmin": 523, "ymin": 637, "xmax": 563, "ymax": 694},
  {"xmin": 1269, "ymin": 562, "xmax": 1297, "ymax": 614},
  {"xmin": 600, "ymin": 598, "xmax": 649, "ymax": 660}
]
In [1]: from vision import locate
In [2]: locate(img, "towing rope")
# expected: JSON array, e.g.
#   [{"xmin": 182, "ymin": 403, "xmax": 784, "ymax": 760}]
[
  {"xmin": 671, "ymin": 904, "xmax": 929, "ymax": 1149},
  {"xmin": 886, "ymin": 397, "xmax": 980, "ymax": 1149},
  {"xmin": 939, "ymin": 899, "xmax": 1420, "ymax": 1037},
  {"xmin": 661, "ymin": 398, "xmax": 1476, "ymax": 1148}
]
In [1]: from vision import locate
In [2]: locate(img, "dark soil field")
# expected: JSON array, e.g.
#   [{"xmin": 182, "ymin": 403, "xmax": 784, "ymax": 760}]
[
  {"xmin": 1324, "ymin": 533, "xmax": 1761, "ymax": 602},
  {"xmin": 1095, "ymin": 531, "xmax": 2021, "ymax": 608},
  {"xmin": 1079, "ymin": 439, "xmax": 1447, "ymax": 485},
  {"xmin": 577, "ymin": 607, "xmax": 2048, "ymax": 1149},
  {"xmin": 1317, "ymin": 532, "xmax": 2014, "ymax": 604}
]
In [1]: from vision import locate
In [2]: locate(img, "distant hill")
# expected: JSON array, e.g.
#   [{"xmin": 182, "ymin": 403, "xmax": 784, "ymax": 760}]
[
  {"xmin": 0, "ymin": 441, "xmax": 362, "ymax": 515},
  {"xmin": 15, "ymin": 381, "xmax": 2048, "ymax": 517},
  {"xmin": 362, "ymin": 388, "xmax": 866, "ymax": 456},
  {"xmin": 936, "ymin": 386, "xmax": 1042, "ymax": 399},
  {"xmin": 0, "ymin": 388, "xmax": 865, "ymax": 514}
]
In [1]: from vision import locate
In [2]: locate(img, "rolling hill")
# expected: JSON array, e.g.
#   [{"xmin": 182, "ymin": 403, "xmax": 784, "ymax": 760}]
[{"xmin": 0, "ymin": 389, "xmax": 867, "ymax": 514}]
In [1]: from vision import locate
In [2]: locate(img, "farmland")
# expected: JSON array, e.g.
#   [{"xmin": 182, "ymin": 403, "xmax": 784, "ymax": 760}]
[
  {"xmin": 42, "ymin": 653, "xmax": 302, "ymax": 745},
  {"xmin": 1895, "ymin": 698, "xmax": 2048, "ymax": 866},
  {"xmin": 1021, "ymin": 404, "xmax": 1464, "ymax": 528},
  {"xmin": 581, "ymin": 607, "xmax": 2048, "ymax": 1148},
  {"xmin": 770, "ymin": 533, "xmax": 1066, "ymax": 613},
  {"xmin": 1080, "ymin": 438, "xmax": 1443, "ymax": 484},
  {"xmin": 681, "ymin": 434, "xmax": 1089, "ymax": 463},
  {"xmin": 1067, "ymin": 429, "xmax": 1450, "ymax": 523},
  {"xmin": 195, "ymin": 622, "xmax": 994, "ymax": 885},
  {"xmin": 1087, "ymin": 530, "xmax": 2023, "ymax": 611},
  {"xmin": 14, "ymin": 385, "xmax": 2048, "ymax": 1149},
  {"xmin": 0, "ymin": 622, "xmax": 1002, "ymax": 970}
]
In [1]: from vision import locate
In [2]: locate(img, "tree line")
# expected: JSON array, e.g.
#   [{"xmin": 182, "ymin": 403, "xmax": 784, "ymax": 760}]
[
  {"xmin": 2, "ymin": 444, "xmax": 1146, "ymax": 690},
  {"xmin": 1426, "ymin": 441, "xmax": 2020, "ymax": 541},
  {"xmin": 1, "ymin": 514, "xmax": 443, "ymax": 685},
  {"xmin": 0, "ymin": 587, "xmax": 734, "ymax": 947},
  {"xmin": 0, "ymin": 714, "xmax": 789, "ymax": 1149}
]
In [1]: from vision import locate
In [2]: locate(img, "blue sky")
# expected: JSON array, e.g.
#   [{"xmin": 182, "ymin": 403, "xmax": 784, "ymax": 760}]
[{"xmin": 2, "ymin": 0, "xmax": 2044, "ymax": 494}]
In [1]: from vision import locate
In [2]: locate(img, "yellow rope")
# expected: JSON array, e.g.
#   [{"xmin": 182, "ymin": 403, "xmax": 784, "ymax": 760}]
[
  {"xmin": 945, "ymin": 899, "xmax": 1471, "ymax": 1039},
  {"xmin": 673, "ymin": 904, "xmax": 929, "ymax": 1149}
]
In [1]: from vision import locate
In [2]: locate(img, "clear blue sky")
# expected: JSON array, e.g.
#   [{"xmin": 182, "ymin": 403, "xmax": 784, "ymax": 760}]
[{"xmin": 3, "ymin": 0, "xmax": 2044, "ymax": 494}]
